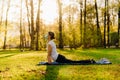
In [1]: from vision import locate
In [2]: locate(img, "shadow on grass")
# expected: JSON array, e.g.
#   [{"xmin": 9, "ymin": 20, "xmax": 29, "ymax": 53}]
[
  {"xmin": 45, "ymin": 65, "xmax": 60, "ymax": 80},
  {"xmin": 0, "ymin": 50, "xmax": 25, "ymax": 61},
  {"xmin": 0, "ymin": 50, "xmax": 21, "ymax": 55},
  {"xmin": 0, "ymin": 50, "xmax": 22, "ymax": 59},
  {"xmin": 0, "ymin": 54, "xmax": 17, "ymax": 59}
]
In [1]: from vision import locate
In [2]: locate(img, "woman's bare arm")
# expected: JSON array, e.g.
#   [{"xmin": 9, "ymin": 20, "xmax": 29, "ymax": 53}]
[{"xmin": 47, "ymin": 44, "xmax": 52, "ymax": 63}]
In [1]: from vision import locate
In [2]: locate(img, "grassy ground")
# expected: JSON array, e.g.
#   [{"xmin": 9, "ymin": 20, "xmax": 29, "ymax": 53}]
[{"xmin": 0, "ymin": 49, "xmax": 120, "ymax": 80}]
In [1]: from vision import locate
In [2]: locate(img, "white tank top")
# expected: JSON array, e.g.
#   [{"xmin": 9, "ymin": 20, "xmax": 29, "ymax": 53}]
[{"xmin": 47, "ymin": 40, "xmax": 58, "ymax": 61}]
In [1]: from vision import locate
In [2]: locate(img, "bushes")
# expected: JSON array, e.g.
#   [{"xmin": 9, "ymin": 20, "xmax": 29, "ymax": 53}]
[{"xmin": 110, "ymin": 32, "xmax": 119, "ymax": 46}]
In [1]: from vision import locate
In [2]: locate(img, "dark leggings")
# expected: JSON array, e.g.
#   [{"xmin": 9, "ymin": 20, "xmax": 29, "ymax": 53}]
[{"xmin": 56, "ymin": 54, "xmax": 95, "ymax": 64}]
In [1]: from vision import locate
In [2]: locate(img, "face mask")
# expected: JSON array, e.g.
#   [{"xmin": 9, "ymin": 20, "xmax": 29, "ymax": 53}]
[{"xmin": 44, "ymin": 34, "xmax": 48, "ymax": 40}]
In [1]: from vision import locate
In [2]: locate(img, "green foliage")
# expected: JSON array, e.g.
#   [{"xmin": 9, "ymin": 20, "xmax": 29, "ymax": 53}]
[
  {"xmin": 62, "ymin": 24, "xmax": 81, "ymax": 49},
  {"xmin": 110, "ymin": 32, "xmax": 119, "ymax": 46},
  {"xmin": 0, "ymin": 0, "xmax": 119, "ymax": 50}
]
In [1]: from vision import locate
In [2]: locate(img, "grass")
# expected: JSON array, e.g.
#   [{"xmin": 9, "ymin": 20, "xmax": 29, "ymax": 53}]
[{"xmin": 0, "ymin": 49, "xmax": 120, "ymax": 80}]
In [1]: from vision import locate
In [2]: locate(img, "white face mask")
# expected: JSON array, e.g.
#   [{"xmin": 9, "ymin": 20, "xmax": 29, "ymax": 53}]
[{"xmin": 44, "ymin": 34, "xmax": 48, "ymax": 40}]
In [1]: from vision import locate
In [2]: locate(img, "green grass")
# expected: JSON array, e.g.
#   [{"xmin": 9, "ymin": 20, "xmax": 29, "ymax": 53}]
[{"xmin": 0, "ymin": 49, "xmax": 120, "ymax": 80}]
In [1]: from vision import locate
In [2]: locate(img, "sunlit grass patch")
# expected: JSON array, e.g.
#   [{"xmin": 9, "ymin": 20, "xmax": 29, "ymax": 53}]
[
  {"xmin": 57, "ymin": 65, "xmax": 120, "ymax": 80},
  {"xmin": 0, "ymin": 49, "xmax": 120, "ymax": 80}
]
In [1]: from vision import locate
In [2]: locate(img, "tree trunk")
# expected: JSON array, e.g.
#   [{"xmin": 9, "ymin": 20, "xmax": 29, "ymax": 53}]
[
  {"xmin": 68, "ymin": 4, "xmax": 72, "ymax": 49},
  {"xmin": 73, "ymin": 28, "xmax": 76, "ymax": 49},
  {"xmin": 83, "ymin": 0, "xmax": 87, "ymax": 48},
  {"xmin": 36, "ymin": 0, "xmax": 41, "ymax": 50},
  {"xmin": 80, "ymin": 9, "xmax": 82, "ymax": 44},
  {"xmin": 79, "ymin": 1, "xmax": 83, "ymax": 45},
  {"xmin": 95, "ymin": 0, "xmax": 102, "ymax": 47},
  {"xmin": 104, "ymin": 0, "xmax": 107, "ymax": 48},
  {"xmin": 58, "ymin": 0, "xmax": 63, "ymax": 49},
  {"xmin": 118, "ymin": 3, "xmax": 120, "ymax": 48},
  {"xmin": 0, "ymin": 0, "xmax": 4, "ymax": 25},
  {"xmin": 3, "ymin": 0, "xmax": 10, "ymax": 49},
  {"xmin": 30, "ymin": 0, "xmax": 35, "ymax": 50},
  {"xmin": 23, "ymin": 24, "xmax": 26, "ymax": 48},
  {"xmin": 25, "ymin": 0, "xmax": 31, "ymax": 48},
  {"xmin": 19, "ymin": 0, "xmax": 24, "ymax": 51},
  {"xmin": 107, "ymin": 0, "xmax": 110, "ymax": 48}
]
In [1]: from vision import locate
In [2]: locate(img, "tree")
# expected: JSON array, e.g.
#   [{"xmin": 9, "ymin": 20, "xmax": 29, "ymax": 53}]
[
  {"xmin": 3, "ymin": 0, "xmax": 11, "ymax": 49},
  {"xmin": 36, "ymin": 0, "xmax": 42, "ymax": 50},
  {"xmin": 80, "ymin": 1, "xmax": 83, "ymax": 45},
  {"xmin": 94, "ymin": 0, "xmax": 102, "ymax": 46},
  {"xmin": 107, "ymin": 0, "xmax": 110, "ymax": 48},
  {"xmin": 25, "ymin": 0, "xmax": 31, "ymax": 46},
  {"xmin": 0, "ymin": 0, "xmax": 4, "ymax": 25},
  {"xmin": 68, "ymin": 3, "xmax": 72, "ymax": 49},
  {"xmin": 57, "ymin": 0, "xmax": 63, "ymax": 49},
  {"xmin": 78, "ymin": 0, "xmax": 83, "ymax": 45},
  {"xmin": 118, "ymin": 0, "xmax": 120, "ymax": 47},
  {"xmin": 23, "ymin": 22, "xmax": 27, "ymax": 48},
  {"xmin": 83, "ymin": 0, "xmax": 87, "ymax": 48},
  {"xmin": 69, "ymin": 1, "xmax": 79, "ymax": 49},
  {"xmin": 104, "ymin": 0, "xmax": 107, "ymax": 48},
  {"xmin": 19, "ymin": 0, "xmax": 24, "ymax": 51},
  {"xmin": 30, "ymin": 0, "xmax": 35, "ymax": 50}
]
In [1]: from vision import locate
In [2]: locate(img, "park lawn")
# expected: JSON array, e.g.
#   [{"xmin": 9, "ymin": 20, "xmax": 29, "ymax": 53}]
[{"xmin": 0, "ymin": 49, "xmax": 120, "ymax": 80}]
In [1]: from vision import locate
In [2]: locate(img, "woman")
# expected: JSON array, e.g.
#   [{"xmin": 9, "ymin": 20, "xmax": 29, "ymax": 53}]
[{"xmin": 46, "ymin": 31, "xmax": 96, "ymax": 64}]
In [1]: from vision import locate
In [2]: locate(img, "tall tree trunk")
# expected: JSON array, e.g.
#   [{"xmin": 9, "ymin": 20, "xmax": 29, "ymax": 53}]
[
  {"xmin": 79, "ymin": 1, "xmax": 83, "ymax": 45},
  {"xmin": 68, "ymin": 4, "xmax": 72, "ymax": 49},
  {"xmin": 118, "ymin": 2, "xmax": 120, "ymax": 48},
  {"xmin": 19, "ymin": 0, "xmax": 24, "ymax": 51},
  {"xmin": 25, "ymin": 0, "xmax": 31, "ymax": 48},
  {"xmin": 73, "ymin": 28, "xmax": 76, "ymax": 49},
  {"xmin": 83, "ymin": 0, "xmax": 87, "ymax": 48},
  {"xmin": 3, "ymin": 0, "xmax": 10, "ymax": 49},
  {"xmin": 36, "ymin": 0, "xmax": 41, "ymax": 50},
  {"xmin": 30, "ymin": 0, "xmax": 35, "ymax": 50},
  {"xmin": 104, "ymin": 0, "xmax": 107, "ymax": 48},
  {"xmin": 107, "ymin": 0, "xmax": 110, "ymax": 48},
  {"xmin": 23, "ymin": 23, "xmax": 26, "ymax": 48},
  {"xmin": 94, "ymin": 0, "xmax": 102, "ymax": 46},
  {"xmin": 0, "ymin": 0, "xmax": 4, "ymax": 25},
  {"xmin": 58, "ymin": 0, "xmax": 63, "ymax": 49}
]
